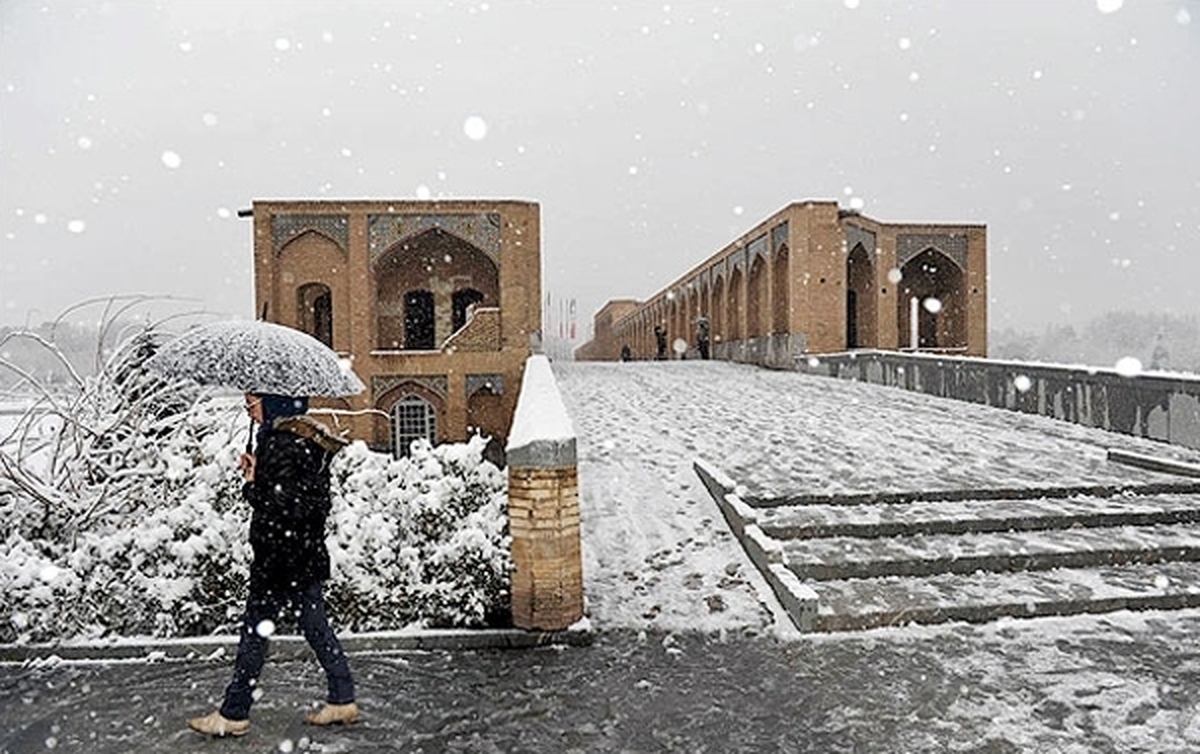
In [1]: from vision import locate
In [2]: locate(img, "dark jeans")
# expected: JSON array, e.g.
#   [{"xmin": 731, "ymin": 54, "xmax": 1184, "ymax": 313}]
[{"xmin": 220, "ymin": 581, "xmax": 355, "ymax": 721}]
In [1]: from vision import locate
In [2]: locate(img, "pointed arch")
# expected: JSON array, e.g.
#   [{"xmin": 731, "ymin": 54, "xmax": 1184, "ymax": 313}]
[
  {"xmin": 728, "ymin": 267, "xmax": 744, "ymax": 342},
  {"xmin": 374, "ymin": 227, "xmax": 499, "ymax": 350},
  {"xmin": 747, "ymin": 255, "xmax": 768, "ymax": 339},
  {"xmin": 772, "ymin": 245, "xmax": 790, "ymax": 334},
  {"xmin": 297, "ymin": 282, "xmax": 333, "ymax": 348},
  {"xmin": 897, "ymin": 248, "xmax": 966, "ymax": 350},
  {"xmin": 712, "ymin": 274, "xmax": 726, "ymax": 343},
  {"xmin": 376, "ymin": 381, "xmax": 445, "ymax": 456},
  {"xmin": 846, "ymin": 243, "xmax": 877, "ymax": 349}
]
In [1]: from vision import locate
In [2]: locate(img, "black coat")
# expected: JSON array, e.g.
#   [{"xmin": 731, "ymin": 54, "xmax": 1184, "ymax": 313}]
[{"xmin": 243, "ymin": 415, "xmax": 348, "ymax": 594}]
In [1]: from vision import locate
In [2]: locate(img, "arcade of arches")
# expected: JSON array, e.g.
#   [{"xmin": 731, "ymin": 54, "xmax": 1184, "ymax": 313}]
[
  {"xmin": 576, "ymin": 201, "xmax": 987, "ymax": 365},
  {"xmin": 252, "ymin": 199, "xmax": 541, "ymax": 460}
]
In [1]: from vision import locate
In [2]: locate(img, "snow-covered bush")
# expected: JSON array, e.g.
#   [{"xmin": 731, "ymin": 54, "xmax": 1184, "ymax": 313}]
[
  {"xmin": 1, "ymin": 384, "xmax": 252, "ymax": 642},
  {"xmin": 1, "ymin": 317, "xmax": 511, "ymax": 643},
  {"xmin": 328, "ymin": 434, "xmax": 512, "ymax": 630}
]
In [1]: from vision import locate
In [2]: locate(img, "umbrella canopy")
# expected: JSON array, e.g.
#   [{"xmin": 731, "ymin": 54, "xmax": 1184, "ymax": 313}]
[{"xmin": 146, "ymin": 320, "xmax": 365, "ymax": 397}]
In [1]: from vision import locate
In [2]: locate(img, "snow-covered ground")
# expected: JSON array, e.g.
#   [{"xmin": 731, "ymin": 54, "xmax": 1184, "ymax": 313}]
[
  {"xmin": 556, "ymin": 359, "xmax": 1200, "ymax": 634},
  {"xmin": 9, "ymin": 362, "xmax": 1200, "ymax": 750},
  {"xmin": 556, "ymin": 359, "xmax": 1200, "ymax": 749}
]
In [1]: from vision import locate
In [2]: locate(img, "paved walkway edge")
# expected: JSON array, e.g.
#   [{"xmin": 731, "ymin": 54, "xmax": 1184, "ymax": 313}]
[
  {"xmin": 0, "ymin": 626, "xmax": 596, "ymax": 663},
  {"xmin": 694, "ymin": 458, "xmax": 817, "ymax": 632}
]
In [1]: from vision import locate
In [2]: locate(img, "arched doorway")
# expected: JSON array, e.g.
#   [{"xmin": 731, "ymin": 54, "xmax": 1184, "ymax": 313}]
[
  {"xmin": 846, "ymin": 243, "xmax": 876, "ymax": 349},
  {"xmin": 896, "ymin": 248, "xmax": 965, "ymax": 350},
  {"xmin": 772, "ymin": 246, "xmax": 789, "ymax": 334},
  {"xmin": 728, "ymin": 268, "xmax": 744, "ymax": 342},
  {"xmin": 711, "ymin": 275, "xmax": 725, "ymax": 343},
  {"xmin": 747, "ymin": 256, "xmax": 767, "ymax": 339},
  {"xmin": 467, "ymin": 381, "xmax": 507, "ymax": 466},
  {"xmin": 297, "ymin": 282, "xmax": 333, "ymax": 348}
]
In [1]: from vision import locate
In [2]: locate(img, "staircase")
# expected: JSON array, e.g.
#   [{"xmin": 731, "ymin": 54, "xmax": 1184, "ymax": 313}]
[{"xmin": 695, "ymin": 459, "xmax": 1200, "ymax": 632}]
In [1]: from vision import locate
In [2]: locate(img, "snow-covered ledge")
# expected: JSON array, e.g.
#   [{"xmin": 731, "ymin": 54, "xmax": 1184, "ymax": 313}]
[
  {"xmin": 505, "ymin": 355, "xmax": 584, "ymax": 631},
  {"xmin": 507, "ymin": 354, "xmax": 577, "ymax": 468}
]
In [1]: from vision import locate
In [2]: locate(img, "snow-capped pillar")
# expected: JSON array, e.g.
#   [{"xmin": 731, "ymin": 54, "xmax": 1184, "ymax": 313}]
[{"xmin": 505, "ymin": 354, "xmax": 584, "ymax": 631}]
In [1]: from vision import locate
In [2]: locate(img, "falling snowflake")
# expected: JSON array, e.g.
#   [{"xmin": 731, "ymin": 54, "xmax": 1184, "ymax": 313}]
[
  {"xmin": 1114, "ymin": 356, "xmax": 1143, "ymax": 377},
  {"xmin": 463, "ymin": 115, "xmax": 488, "ymax": 141}
]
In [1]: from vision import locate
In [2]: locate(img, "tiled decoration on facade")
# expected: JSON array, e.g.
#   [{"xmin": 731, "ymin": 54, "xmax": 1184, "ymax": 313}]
[
  {"xmin": 367, "ymin": 213, "xmax": 502, "ymax": 264},
  {"xmin": 749, "ymin": 234, "xmax": 769, "ymax": 264},
  {"xmin": 373, "ymin": 374, "xmax": 449, "ymax": 400},
  {"xmin": 845, "ymin": 224, "xmax": 877, "ymax": 256},
  {"xmin": 897, "ymin": 233, "xmax": 968, "ymax": 271},
  {"xmin": 271, "ymin": 214, "xmax": 350, "ymax": 254},
  {"xmin": 771, "ymin": 222, "xmax": 789, "ymax": 254},
  {"xmin": 466, "ymin": 374, "xmax": 505, "ymax": 397}
]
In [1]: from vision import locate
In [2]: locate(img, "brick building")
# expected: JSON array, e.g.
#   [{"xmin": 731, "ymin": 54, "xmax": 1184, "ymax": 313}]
[
  {"xmin": 576, "ymin": 200, "xmax": 987, "ymax": 365},
  {"xmin": 249, "ymin": 199, "xmax": 541, "ymax": 459}
]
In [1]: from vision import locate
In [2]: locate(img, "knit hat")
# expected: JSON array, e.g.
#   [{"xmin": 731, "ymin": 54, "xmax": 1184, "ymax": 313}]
[{"xmin": 255, "ymin": 394, "xmax": 309, "ymax": 447}]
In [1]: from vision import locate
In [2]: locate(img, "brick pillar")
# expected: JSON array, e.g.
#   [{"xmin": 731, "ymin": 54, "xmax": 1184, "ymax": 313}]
[
  {"xmin": 506, "ymin": 354, "xmax": 584, "ymax": 631},
  {"xmin": 508, "ymin": 465, "xmax": 583, "ymax": 630}
]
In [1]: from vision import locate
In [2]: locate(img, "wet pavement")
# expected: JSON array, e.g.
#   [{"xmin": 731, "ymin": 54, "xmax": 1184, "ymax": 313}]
[{"xmin": 6, "ymin": 615, "xmax": 1200, "ymax": 753}]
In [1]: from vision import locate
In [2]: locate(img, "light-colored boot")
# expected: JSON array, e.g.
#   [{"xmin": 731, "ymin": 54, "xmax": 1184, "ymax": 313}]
[
  {"xmin": 187, "ymin": 710, "xmax": 250, "ymax": 737},
  {"xmin": 304, "ymin": 701, "xmax": 359, "ymax": 726}
]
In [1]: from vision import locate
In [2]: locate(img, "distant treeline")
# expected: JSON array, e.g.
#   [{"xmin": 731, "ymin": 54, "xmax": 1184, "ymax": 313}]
[
  {"xmin": 989, "ymin": 311, "xmax": 1198, "ymax": 375},
  {"xmin": 5, "ymin": 312, "xmax": 1198, "ymax": 392},
  {"xmin": 0, "ymin": 321, "xmax": 127, "ymax": 391}
]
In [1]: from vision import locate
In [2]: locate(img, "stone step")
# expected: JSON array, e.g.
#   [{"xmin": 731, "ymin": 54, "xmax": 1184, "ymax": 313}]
[
  {"xmin": 781, "ymin": 523, "xmax": 1200, "ymax": 581},
  {"xmin": 811, "ymin": 560, "xmax": 1200, "ymax": 632},
  {"xmin": 758, "ymin": 493, "xmax": 1200, "ymax": 540},
  {"xmin": 743, "ymin": 480, "xmax": 1200, "ymax": 508}
]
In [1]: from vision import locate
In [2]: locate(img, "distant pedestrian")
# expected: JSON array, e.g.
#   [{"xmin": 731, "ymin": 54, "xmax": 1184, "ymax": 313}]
[
  {"xmin": 654, "ymin": 324, "xmax": 667, "ymax": 360},
  {"xmin": 620, "ymin": 344, "xmax": 632, "ymax": 362},
  {"xmin": 695, "ymin": 316, "xmax": 711, "ymax": 360},
  {"xmin": 188, "ymin": 393, "xmax": 358, "ymax": 738}
]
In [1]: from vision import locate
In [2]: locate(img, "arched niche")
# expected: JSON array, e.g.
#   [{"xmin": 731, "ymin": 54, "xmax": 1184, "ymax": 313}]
[
  {"xmin": 374, "ymin": 228, "xmax": 499, "ymax": 350},
  {"xmin": 747, "ymin": 255, "xmax": 768, "ymax": 339},
  {"xmin": 728, "ymin": 267, "xmax": 744, "ymax": 342},
  {"xmin": 297, "ymin": 282, "xmax": 333, "ymax": 348},
  {"xmin": 772, "ymin": 245, "xmax": 790, "ymax": 334},
  {"xmin": 846, "ymin": 243, "xmax": 877, "ymax": 349},
  {"xmin": 896, "ymin": 248, "xmax": 965, "ymax": 350}
]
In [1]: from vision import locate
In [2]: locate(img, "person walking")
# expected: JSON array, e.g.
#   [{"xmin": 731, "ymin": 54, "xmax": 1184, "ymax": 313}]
[
  {"xmin": 654, "ymin": 324, "xmax": 668, "ymax": 361},
  {"xmin": 695, "ymin": 316, "xmax": 711, "ymax": 360},
  {"xmin": 188, "ymin": 393, "xmax": 358, "ymax": 737}
]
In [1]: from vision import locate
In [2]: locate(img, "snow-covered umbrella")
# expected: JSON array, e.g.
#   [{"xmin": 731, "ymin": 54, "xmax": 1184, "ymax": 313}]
[{"xmin": 146, "ymin": 320, "xmax": 365, "ymax": 397}]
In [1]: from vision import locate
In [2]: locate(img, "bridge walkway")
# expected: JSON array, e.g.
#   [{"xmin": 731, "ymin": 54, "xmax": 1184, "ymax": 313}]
[{"xmin": 555, "ymin": 360, "xmax": 1200, "ymax": 632}]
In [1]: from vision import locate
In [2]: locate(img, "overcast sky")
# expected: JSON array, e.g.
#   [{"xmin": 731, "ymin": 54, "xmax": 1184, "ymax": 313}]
[{"xmin": 1, "ymin": 0, "xmax": 1197, "ymax": 337}]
